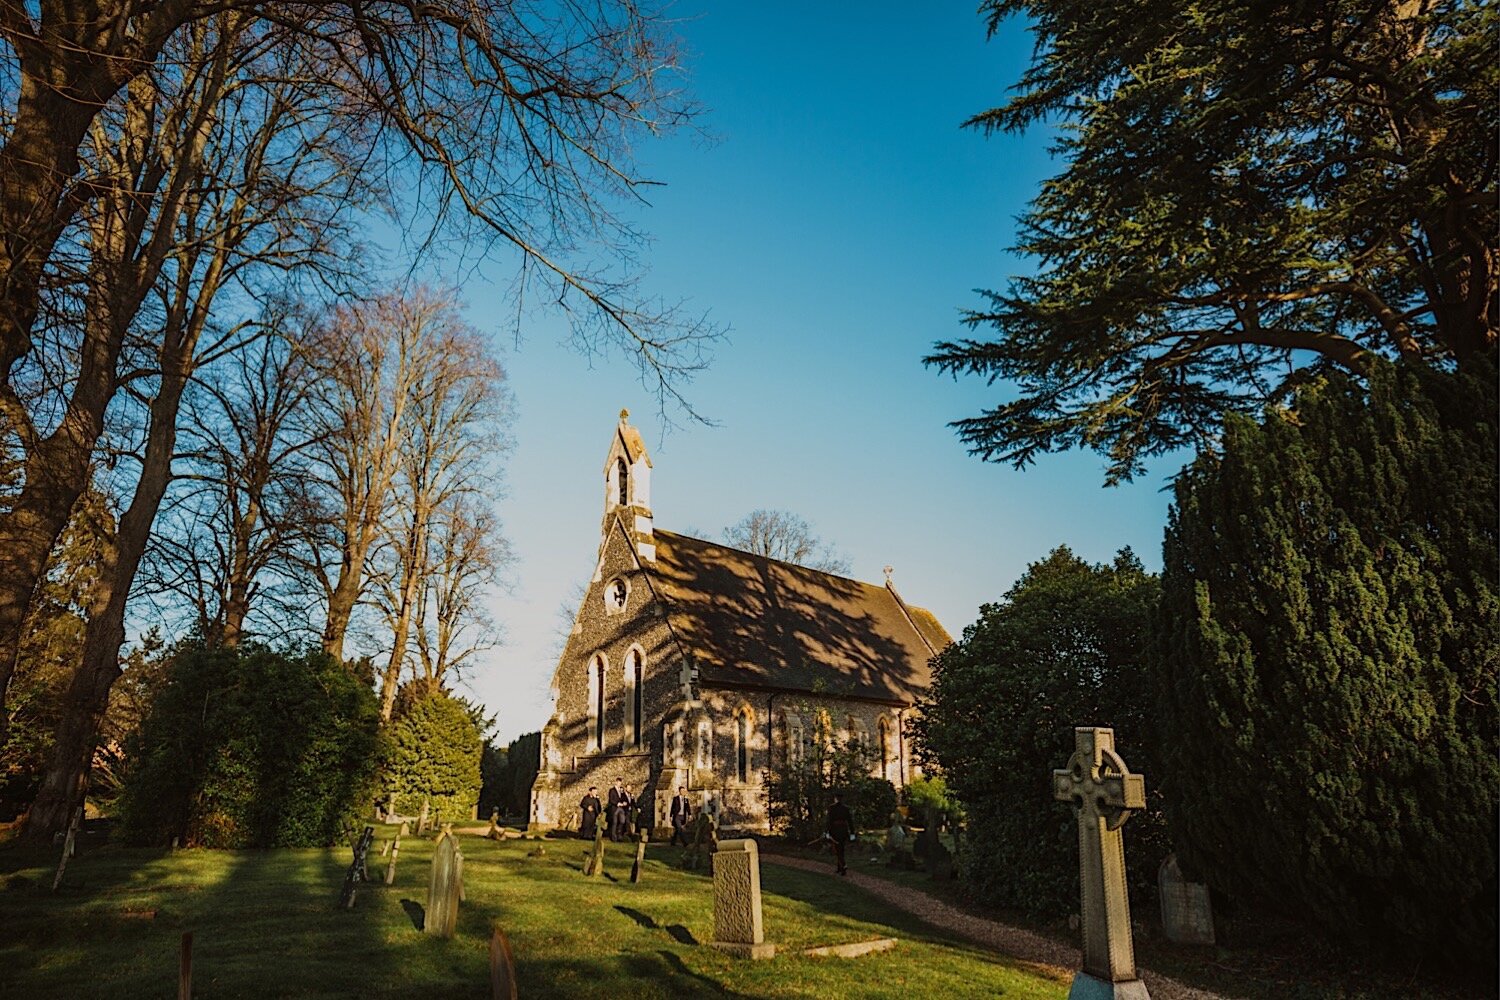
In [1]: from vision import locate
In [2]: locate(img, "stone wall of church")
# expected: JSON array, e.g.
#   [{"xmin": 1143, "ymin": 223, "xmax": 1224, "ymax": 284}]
[{"xmin": 537, "ymin": 515, "xmax": 687, "ymax": 832}]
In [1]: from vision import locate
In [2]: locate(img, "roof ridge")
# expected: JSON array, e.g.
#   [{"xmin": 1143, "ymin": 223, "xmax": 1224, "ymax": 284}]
[
  {"xmin": 882, "ymin": 580, "xmax": 937, "ymax": 657},
  {"xmin": 652, "ymin": 527, "xmax": 885, "ymax": 591}
]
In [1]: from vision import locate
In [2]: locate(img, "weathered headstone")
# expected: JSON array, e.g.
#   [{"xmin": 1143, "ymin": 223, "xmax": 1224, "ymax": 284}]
[
  {"xmin": 486, "ymin": 807, "xmax": 501, "ymax": 840},
  {"xmin": 384, "ymin": 833, "xmax": 401, "ymax": 885},
  {"xmin": 709, "ymin": 838, "xmax": 775, "ymax": 959},
  {"xmin": 51, "ymin": 804, "xmax": 83, "ymax": 892},
  {"xmin": 583, "ymin": 819, "xmax": 607, "ymax": 877},
  {"xmin": 337, "ymin": 826, "xmax": 375, "ymax": 910},
  {"xmin": 681, "ymin": 812, "xmax": 717, "ymax": 870},
  {"xmin": 417, "ymin": 798, "xmax": 431, "ymax": 836},
  {"xmin": 399, "ymin": 820, "xmax": 410, "ymax": 837},
  {"xmin": 1052, "ymin": 726, "xmax": 1151, "ymax": 1000},
  {"xmin": 1158, "ymin": 854, "xmax": 1214, "ymax": 945},
  {"xmin": 425, "ymin": 829, "xmax": 464, "ymax": 937},
  {"xmin": 630, "ymin": 829, "xmax": 649, "ymax": 883}
]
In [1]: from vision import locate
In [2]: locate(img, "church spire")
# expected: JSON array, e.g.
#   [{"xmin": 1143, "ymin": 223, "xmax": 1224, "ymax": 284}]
[{"xmin": 603, "ymin": 409, "xmax": 655, "ymax": 561}]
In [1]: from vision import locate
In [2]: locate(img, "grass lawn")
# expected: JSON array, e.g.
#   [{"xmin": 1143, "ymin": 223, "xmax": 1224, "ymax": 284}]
[{"xmin": 0, "ymin": 828, "xmax": 1069, "ymax": 999}]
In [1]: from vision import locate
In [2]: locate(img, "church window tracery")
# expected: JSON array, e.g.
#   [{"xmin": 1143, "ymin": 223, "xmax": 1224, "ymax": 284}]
[
  {"xmin": 588, "ymin": 655, "xmax": 607, "ymax": 752},
  {"xmin": 625, "ymin": 648, "xmax": 644, "ymax": 748},
  {"xmin": 734, "ymin": 705, "xmax": 754, "ymax": 783}
]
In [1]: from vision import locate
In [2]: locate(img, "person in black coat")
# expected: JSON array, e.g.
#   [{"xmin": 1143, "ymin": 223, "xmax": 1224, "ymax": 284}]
[
  {"xmin": 669, "ymin": 785, "xmax": 692, "ymax": 846},
  {"xmin": 827, "ymin": 792, "xmax": 854, "ymax": 876},
  {"xmin": 578, "ymin": 786, "xmax": 602, "ymax": 839},
  {"xmin": 607, "ymin": 778, "xmax": 633, "ymax": 841}
]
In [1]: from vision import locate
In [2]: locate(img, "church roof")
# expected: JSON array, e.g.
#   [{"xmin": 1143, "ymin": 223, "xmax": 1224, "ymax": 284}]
[{"xmin": 646, "ymin": 529, "xmax": 951, "ymax": 704}]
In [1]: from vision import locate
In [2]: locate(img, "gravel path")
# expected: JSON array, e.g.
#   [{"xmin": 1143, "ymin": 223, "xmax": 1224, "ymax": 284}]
[{"xmin": 762, "ymin": 853, "xmax": 1228, "ymax": 1000}]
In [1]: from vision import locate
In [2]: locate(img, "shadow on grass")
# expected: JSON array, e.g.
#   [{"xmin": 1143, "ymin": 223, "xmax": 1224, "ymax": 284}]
[
  {"xmin": 615, "ymin": 905, "xmax": 700, "ymax": 946},
  {"xmin": 400, "ymin": 898, "xmax": 425, "ymax": 931}
]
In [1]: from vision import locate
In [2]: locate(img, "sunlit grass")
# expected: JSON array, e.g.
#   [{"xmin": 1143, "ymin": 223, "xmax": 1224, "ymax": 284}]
[{"xmin": 1, "ymin": 829, "xmax": 1068, "ymax": 999}]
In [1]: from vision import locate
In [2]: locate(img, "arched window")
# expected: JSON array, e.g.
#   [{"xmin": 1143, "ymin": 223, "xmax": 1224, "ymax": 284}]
[
  {"xmin": 625, "ymin": 648, "xmax": 644, "ymax": 748},
  {"xmin": 734, "ymin": 705, "xmax": 753, "ymax": 783},
  {"xmin": 588, "ymin": 655, "xmax": 607, "ymax": 752},
  {"xmin": 878, "ymin": 718, "xmax": 892, "ymax": 781},
  {"xmin": 616, "ymin": 457, "xmax": 629, "ymax": 507},
  {"xmin": 696, "ymin": 719, "xmax": 712, "ymax": 771}
]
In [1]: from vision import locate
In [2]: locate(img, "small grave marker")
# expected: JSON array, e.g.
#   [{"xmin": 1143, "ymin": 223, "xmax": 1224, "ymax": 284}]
[
  {"xmin": 178, "ymin": 931, "xmax": 193, "ymax": 1000},
  {"xmin": 709, "ymin": 838, "xmax": 775, "ymax": 959},
  {"xmin": 630, "ymin": 829, "xmax": 649, "ymax": 883},
  {"xmin": 1052, "ymin": 726, "xmax": 1151, "ymax": 1000},
  {"xmin": 583, "ymin": 820, "xmax": 607, "ymax": 877},
  {"xmin": 1158, "ymin": 854, "xmax": 1215, "ymax": 945},
  {"xmin": 681, "ymin": 812, "xmax": 716, "ymax": 870},
  {"xmin": 385, "ymin": 833, "xmax": 401, "ymax": 885},
  {"xmin": 51, "ymin": 804, "xmax": 83, "ymax": 892},
  {"xmin": 337, "ymin": 826, "xmax": 375, "ymax": 910},
  {"xmin": 425, "ymin": 828, "xmax": 464, "ymax": 937}
]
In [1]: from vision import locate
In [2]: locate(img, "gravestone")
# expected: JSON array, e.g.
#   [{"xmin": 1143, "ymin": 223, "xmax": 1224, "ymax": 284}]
[
  {"xmin": 425, "ymin": 829, "xmax": 464, "ymax": 937},
  {"xmin": 1158, "ymin": 854, "xmax": 1215, "ymax": 945},
  {"xmin": 486, "ymin": 808, "xmax": 500, "ymax": 840},
  {"xmin": 709, "ymin": 839, "xmax": 775, "ymax": 959},
  {"xmin": 681, "ymin": 812, "xmax": 717, "ymax": 870},
  {"xmin": 417, "ymin": 799, "xmax": 431, "ymax": 836},
  {"xmin": 489, "ymin": 926, "xmax": 519, "ymax": 1000},
  {"xmin": 583, "ymin": 820, "xmax": 607, "ymax": 877},
  {"xmin": 1052, "ymin": 726, "xmax": 1151, "ymax": 1000},
  {"xmin": 630, "ymin": 830, "xmax": 649, "ymax": 883},
  {"xmin": 385, "ymin": 833, "xmax": 401, "ymax": 885},
  {"xmin": 928, "ymin": 836, "xmax": 954, "ymax": 881},
  {"xmin": 337, "ymin": 826, "xmax": 375, "ymax": 910}
]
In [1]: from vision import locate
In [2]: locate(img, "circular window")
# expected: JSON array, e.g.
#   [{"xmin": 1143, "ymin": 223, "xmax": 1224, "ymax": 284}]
[{"xmin": 605, "ymin": 577, "xmax": 629, "ymax": 612}]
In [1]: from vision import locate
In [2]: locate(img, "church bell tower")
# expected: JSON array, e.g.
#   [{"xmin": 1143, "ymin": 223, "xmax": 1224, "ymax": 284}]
[{"xmin": 604, "ymin": 409, "xmax": 656, "ymax": 562}]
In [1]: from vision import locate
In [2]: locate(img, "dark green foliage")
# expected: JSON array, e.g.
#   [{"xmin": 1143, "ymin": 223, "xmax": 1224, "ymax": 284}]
[
  {"xmin": 845, "ymin": 776, "xmax": 897, "ymax": 834},
  {"xmin": 1155, "ymin": 358, "xmax": 1498, "ymax": 963},
  {"xmin": 929, "ymin": 0, "xmax": 1496, "ymax": 483},
  {"xmin": 911, "ymin": 547, "xmax": 1168, "ymax": 916},
  {"xmin": 388, "ymin": 691, "xmax": 484, "ymax": 824},
  {"xmin": 119, "ymin": 644, "xmax": 382, "ymax": 848},
  {"xmin": 478, "ymin": 730, "xmax": 541, "ymax": 819}
]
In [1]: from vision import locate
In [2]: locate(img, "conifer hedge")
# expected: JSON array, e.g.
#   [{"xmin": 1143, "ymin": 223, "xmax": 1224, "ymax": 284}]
[
  {"xmin": 120, "ymin": 645, "xmax": 383, "ymax": 848},
  {"xmin": 1154, "ymin": 359, "xmax": 1498, "ymax": 961},
  {"xmin": 387, "ymin": 691, "xmax": 484, "ymax": 824}
]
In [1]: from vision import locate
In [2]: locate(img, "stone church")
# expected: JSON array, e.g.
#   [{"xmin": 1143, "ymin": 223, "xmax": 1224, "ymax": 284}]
[{"xmin": 528, "ymin": 412, "xmax": 952, "ymax": 834}]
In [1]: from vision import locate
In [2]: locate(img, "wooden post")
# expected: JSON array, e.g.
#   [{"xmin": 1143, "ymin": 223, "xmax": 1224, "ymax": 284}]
[
  {"xmin": 489, "ymin": 925, "xmax": 519, "ymax": 1000},
  {"xmin": 630, "ymin": 829, "xmax": 648, "ymax": 883},
  {"xmin": 385, "ymin": 834, "xmax": 400, "ymax": 885},
  {"xmin": 178, "ymin": 931, "xmax": 193, "ymax": 1000}
]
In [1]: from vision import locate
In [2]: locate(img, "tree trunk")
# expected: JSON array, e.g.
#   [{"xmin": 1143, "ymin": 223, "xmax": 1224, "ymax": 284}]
[{"xmin": 23, "ymin": 324, "xmax": 194, "ymax": 837}]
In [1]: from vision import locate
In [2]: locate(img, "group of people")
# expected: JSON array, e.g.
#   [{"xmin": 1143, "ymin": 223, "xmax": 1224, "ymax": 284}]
[
  {"xmin": 576, "ymin": 779, "xmax": 858, "ymax": 878},
  {"xmin": 576, "ymin": 781, "xmax": 707, "ymax": 845}
]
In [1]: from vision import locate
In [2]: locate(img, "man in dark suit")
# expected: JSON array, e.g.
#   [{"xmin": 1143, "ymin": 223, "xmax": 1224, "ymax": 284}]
[
  {"xmin": 607, "ymin": 778, "xmax": 633, "ymax": 841},
  {"xmin": 578, "ymin": 786, "xmax": 602, "ymax": 839},
  {"xmin": 827, "ymin": 791, "xmax": 854, "ymax": 876},
  {"xmin": 669, "ymin": 785, "xmax": 692, "ymax": 845}
]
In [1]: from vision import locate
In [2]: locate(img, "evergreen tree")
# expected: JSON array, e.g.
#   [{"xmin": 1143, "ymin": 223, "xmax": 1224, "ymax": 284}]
[
  {"xmin": 912, "ymin": 547, "xmax": 1168, "ymax": 916},
  {"xmin": 388, "ymin": 690, "xmax": 484, "ymax": 823},
  {"xmin": 929, "ymin": 0, "xmax": 1496, "ymax": 483},
  {"xmin": 1154, "ymin": 359, "xmax": 1498, "ymax": 962}
]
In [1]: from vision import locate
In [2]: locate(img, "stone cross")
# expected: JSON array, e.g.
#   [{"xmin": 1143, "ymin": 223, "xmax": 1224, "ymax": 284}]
[
  {"xmin": 425, "ymin": 829, "xmax": 464, "ymax": 937},
  {"xmin": 709, "ymin": 839, "xmax": 775, "ymax": 959},
  {"xmin": 1052, "ymin": 727, "xmax": 1150, "ymax": 1000}
]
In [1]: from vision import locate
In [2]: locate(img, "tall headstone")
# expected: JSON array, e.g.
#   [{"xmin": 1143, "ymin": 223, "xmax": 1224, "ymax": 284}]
[
  {"xmin": 630, "ymin": 829, "xmax": 649, "ymax": 883},
  {"xmin": 425, "ymin": 829, "xmax": 464, "ymax": 937},
  {"xmin": 1052, "ymin": 726, "xmax": 1151, "ymax": 1000},
  {"xmin": 681, "ymin": 812, "xmax": 717, "ymax": 870},
  {"xmin": 709, "ymin": 839, "xmax": 775, "ymax": 959},
  {"xmin": 1158, "ymin": 854, "xmax": 1215, "ymax": 945},
  {"xmin": 583, "ymin": 819, "xmax": 607, "ymax": 877}
]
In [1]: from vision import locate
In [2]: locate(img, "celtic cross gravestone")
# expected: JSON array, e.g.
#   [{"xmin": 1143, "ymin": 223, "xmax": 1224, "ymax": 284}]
[{"xmin": 1052, "ymin": 727, "xmax": 1151, "ymax": 1000}]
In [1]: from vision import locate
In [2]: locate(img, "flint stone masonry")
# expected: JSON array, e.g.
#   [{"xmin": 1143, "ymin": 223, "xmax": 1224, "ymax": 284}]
[{"xmin": 710, "ymin": 838, "xmax": 774, "ymax": 959}]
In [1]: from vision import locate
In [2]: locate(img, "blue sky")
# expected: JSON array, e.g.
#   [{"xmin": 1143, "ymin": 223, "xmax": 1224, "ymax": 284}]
[{"xmin": 454, "ymin": 4, "xmax": 1184, "ymax": 741}]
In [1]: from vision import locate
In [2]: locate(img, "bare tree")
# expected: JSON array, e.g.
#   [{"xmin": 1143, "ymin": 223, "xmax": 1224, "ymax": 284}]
[
  {"xmin": 366, "ymin": 294, "xmax": 509, "ymax": 720},
  {"xmin": 410, "ymin": 498, "xmax": 507, "ymax": 690},
  {"xmin": 722, "ymin": 509, "xmax": 852, "ymax": 576},
  {"xmin": 0, "ymin": 0, "xmax": 717, "ymax": 752}
]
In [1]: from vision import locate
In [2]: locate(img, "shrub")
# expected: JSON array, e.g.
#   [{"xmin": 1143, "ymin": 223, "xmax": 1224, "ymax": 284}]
[
  {"xmin": 120, "ymin": 644, "xmax": 382, "ymax": 848},
  {"xmin": 911, "ymin": 546, "xmax": 1169, "ymax": 917},
  {"xmin": 1155, "ymin": 359, "xmax": 1498, "ymax": 963},
  {"xmin": 766, "ymin": 731, "xmax": 880, "ymax": 841},
  {"xmin": 904, "ymin": 775, "xmax": 963, "ymax": 824},
  {"xmin": 845, "ymin": 775, "xmax": 897, "ymax": 832},
  {"xmin": 387, "ymin": 691, "xmax": 484, "ymax": 824}
]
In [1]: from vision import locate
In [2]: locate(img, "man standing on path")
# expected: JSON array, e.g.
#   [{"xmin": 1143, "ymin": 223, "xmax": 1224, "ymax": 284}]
[
  {"xmin": 608, "ymin": 779, "xmax": 633, "ymax": 841},
  {"xmin": 669, "ymin": 785, "xmax": 691, "ymax": 846},
  {"xmin": 827, "ymin": 792, "xmax": 854, "ymax": 876},
  {"xmin": 578, "ymin": 786, "xmax": 602, "ymax": 840}
]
